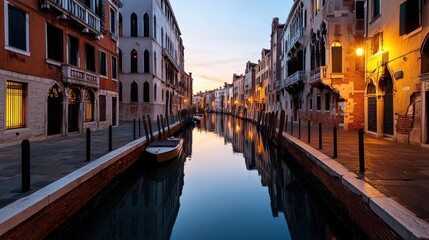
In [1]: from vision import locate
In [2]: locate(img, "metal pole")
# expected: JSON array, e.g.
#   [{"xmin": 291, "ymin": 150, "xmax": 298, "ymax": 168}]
[
  {"xmin": 333, "ymin": 126, "xmax": 337, "ymax": 159},
  {"xmin": 359, "ymin": 128, "xmax": 365, "ymax": 173},
  {"xmin": 319, "ymin": 123, "xmax": 322, "ymax": 149},
  {"xmin": 21, "ymin": 140, "xmax": 30, "ymax": 192},
  {"xmin": 86, "ymin": 128, "xmax": 91, "ymax": 162},
  {"xmin": 109, "ymin": 125, "xmax": 112, "ymax": 151}
]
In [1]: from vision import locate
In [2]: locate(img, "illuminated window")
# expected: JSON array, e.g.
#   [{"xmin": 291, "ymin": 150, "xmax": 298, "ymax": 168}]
[
  {"xmin": 6, "ymin": 81, "xmax": 26, "ymax": 129},
  {"xmin": 84, "ymin": 91, "xmax": 94, "ymax": 122}
]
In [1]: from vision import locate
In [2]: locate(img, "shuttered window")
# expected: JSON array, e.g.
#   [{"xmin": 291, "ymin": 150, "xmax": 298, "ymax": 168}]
[{"xmin": 400, "ymin": 0, "xmax": 421, "ymax": 36}]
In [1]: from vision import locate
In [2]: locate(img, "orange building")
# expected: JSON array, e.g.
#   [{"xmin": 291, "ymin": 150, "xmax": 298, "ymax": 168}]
[{"xmin": 0, "ymin": 0, "xmax": 122, "ymax": 144}]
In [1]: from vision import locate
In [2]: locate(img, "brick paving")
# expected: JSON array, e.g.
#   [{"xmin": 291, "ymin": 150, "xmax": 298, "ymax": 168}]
[{"xmin": 0, "ymin": 119, "xmax": 176, "ymax": 209}]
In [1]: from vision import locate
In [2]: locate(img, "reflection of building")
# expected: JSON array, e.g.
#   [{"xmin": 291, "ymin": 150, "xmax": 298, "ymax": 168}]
[
  {"xmin": 1, "ymin": 0, "xmax": 122, "ymax": 144},
  {"xmin": 255, "ymin": 49, "xmax": 271, "ymax": 112},
  {"xmin": 364, "ymin": 0, "xmax": 429, "ymax": 145},
  {"xmin": 119, "ymin": 0, "xmax": 187, "ymax": 120}
]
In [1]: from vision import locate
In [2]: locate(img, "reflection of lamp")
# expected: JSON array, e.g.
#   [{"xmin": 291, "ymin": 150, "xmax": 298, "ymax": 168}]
[{"xmin": 356, "ymin": 47, "xmax": 364, "ymax": 56}]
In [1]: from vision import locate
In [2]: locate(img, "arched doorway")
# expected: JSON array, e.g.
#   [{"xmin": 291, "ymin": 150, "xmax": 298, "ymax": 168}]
[
  {"xmin": 367, "ymin": 81, "xmax": 377, "ymax": 132},
  {"xmin": 381, "ymin": 70, "xmax": 394, "ymax": 135},
  {"xmin": 68, "ymin": 88, "xmax": 80, "ymax": 133},
  {"xmin": 47, "ymin": 84, "xmax": 63, "ymax": 135}
]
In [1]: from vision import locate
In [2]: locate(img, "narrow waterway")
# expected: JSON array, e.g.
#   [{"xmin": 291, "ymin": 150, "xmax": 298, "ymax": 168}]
[{"xmin": 51, "ymin": 114, "xmax": 364, "ymax": 239}]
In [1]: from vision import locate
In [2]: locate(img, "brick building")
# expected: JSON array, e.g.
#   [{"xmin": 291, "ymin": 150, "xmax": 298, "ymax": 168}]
[{"xmin": 0, "ymin": 0, "xmax": 122, "ymax": 144}]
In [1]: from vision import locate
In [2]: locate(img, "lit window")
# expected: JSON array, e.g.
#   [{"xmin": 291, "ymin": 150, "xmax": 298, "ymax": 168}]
[
  {"xmin": 6, "ymin": 4, "xmax": 29, "ymax": 54},
  {"xmin": 85, "ymin": 91, "xmax": 94, "ymax": 122},
  {"xmin": 6, "ymin": 81, "xmax": 27, "ymax": 129}
]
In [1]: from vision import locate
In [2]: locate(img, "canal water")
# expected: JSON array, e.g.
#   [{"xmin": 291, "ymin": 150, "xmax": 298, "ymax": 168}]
[{"xmin": 51, "ymin": 114, "xmax": 364, "ymax": 240}]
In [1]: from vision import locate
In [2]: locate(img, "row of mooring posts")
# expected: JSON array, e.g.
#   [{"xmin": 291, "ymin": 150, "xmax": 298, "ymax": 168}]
[
  {"xmin": 19, "ymin": 111, "xmax": 189, "ymax": 193},
  {"xmin": 257, "ymin": 109, "xmax": 366, "ymax": 175}
]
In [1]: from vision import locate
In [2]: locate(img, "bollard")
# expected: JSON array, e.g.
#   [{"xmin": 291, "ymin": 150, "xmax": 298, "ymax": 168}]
[
  {"xmin": 160, "ymin": 115, "xmax": 166, "ymax": 138},
  {"xmin": 333, "ymin": 126, "xmax": 337, "ymax": 159},
  {"xmin": 142, "ymin": 116, "xmax": 150, "ymax": 143},
  {"xmin": 133, "ymin": 118, "xmax": 136, "ymax": 140},
  {"xmin": 359, "ymin": 128, "xmax": 365, "ymax": 173},
  {"xmin": 298, "ymin": 118, "xmax": 301, "ymax": 139},
  {"xmin": 148, "ymin": 114, "xmax": 154, "ymax": 142},
  {"xmin": 86, "ymin": 128, "xmax": 91, "ymax": 162},
  {"xmin": 138, "ymin": 117, "xmax": 141, "ymax": 137},
  {"xmin": 157, "ymin": 115, "xmax": 162, "ymax": 139},
  {"xmin": 277, "ymin": 110, "xmax": 285, "ymax": 143},
  {"xmin": 308, "ymin": 120, "xmax": 311, "ymax": 144},
  {"xmin": 21, "ymin": 140, "xmax": 30, "ymax": 192},
  {"xmin": 319, "ymin": 123, "xmax": 322, "ymax": 149},
  {"xmin": 109, "ymin": 125, "xmax": 112, "ymax": 151}
]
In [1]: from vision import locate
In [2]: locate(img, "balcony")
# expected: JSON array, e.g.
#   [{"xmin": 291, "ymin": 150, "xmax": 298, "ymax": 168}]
[
  {"xmin": 62, "ymin": 65, "xmax": 99, "ymax": 89},
  {"xmin": 285, "ymin": 71, "xmax": 306, "ymax": 88},
  {"xmin": 162, "ymin": 49, "xmax": 180, "ymax": 71},
  {"xmin": 40, "ymin": 0, "xmax": 101, "ymax": 34},
  {"xmin": 309, "ymin": 66, "xmax": 327, "ymax": 85},
  {"xmin": 287, "ymin": 29, "xmax": 303, "ymax": 52}
]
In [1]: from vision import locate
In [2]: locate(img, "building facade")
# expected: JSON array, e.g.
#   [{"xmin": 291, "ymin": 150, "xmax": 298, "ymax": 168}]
[
  {"xmin": 1, "ymin": 0, "xmax": 121, "ymax": 144},
  {"xmin": 119, "ymin": 0, "xmax": 184, "ymax": 120}
]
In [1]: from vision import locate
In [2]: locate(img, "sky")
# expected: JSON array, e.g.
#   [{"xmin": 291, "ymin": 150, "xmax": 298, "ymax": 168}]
[{"xmin": 168, "ymin": 0, "xmax": 293, "ymax": 94}]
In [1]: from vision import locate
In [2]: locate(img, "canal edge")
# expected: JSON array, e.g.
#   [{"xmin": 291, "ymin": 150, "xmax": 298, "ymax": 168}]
[{"xmin": 280, "ymin": 131, "xmax": 429, "ymax": 239}]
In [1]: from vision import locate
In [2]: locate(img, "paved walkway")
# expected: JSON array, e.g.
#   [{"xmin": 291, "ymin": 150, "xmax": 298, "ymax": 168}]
[
  {"xmin": 283, "ymin": 120, "xmax": 429, "ymax": 224},
  {"xmin": 0, "ymin": 119, "xmax": 178, "ymax": 209}
]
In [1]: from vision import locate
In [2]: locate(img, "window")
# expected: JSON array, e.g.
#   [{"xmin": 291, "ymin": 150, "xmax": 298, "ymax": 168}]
[
  {"xmin": 99, "ymin": 51, "xmax": 107, "ymax": 76},
  {"xmin": 309, "ymin": 97, "xmax": 313, "ymax": 110},
  {"xmin": 85, "ymin": 44, "xmax": 95, "ymax": 72},
  {"xmin": 400, "ymin": 0, "xmax": 421, "ymax": 36},
  {"xmin": 143, "ymin": 81, "xmax": 150, "ymax": 102},
  {"xmin": 131, "ymin": 49, "xmax": 138, "ymax": 73},
  {"xmin": 154, "ymin": 15, "xmax": 157, "ymax": 40},
  {"xmin": 371, "ymin": 0, "xmax": 380, "ymax": 19},
  {"xmin": 46, "ymin": 24, "xmax": 63, "ymax": 62},
  {"xmin": 154, "ymin": 84, "xmax": 157, "ymax": 101},
  {"xmin": 144, "ymin": 50, "xmax": 150, "ymax": 73},
  {"xmin": 131, "ymin": 13, "xmax": 137, "ymax": 37},
  {"xmin": 131, "ymin": 81, "xmax": 138, "ymax": 102},
  {"xmin": 119, "ymin": 81, "xmax": 122, "ymax": 101},
  {"xmin": 67, "ymin": 35, "xmax": 79, "ymax": 66},
  {"xmin": 161, "ymin": 28, "xmax": 164, "ymax": 47},
  {"xmin": 85, "ymin": 91, "xmax": 94, "ymax": 122},
  {"xmin": 110, "ymin": 8, "xmax": 116, "ymax": 34},
  {"xmin": 6, "ymin": 81, "xmax": 26, "ymax": 129},
  {"xmin": 6, "ymin": 4, "xmax": 29, "ymax": 54},
  {"xmin": 99, "ymin": 95, "xmax": 106, "ymax": 121},
  {"xmin": 119, "ymin": 13, "xmax": 123, "ymax": 37},
  {"xmin": 325, "ymin": 93, "xmax": 330, "ymax": 111},
  {"xmin": 154, "ymin": 52, "xmax": 157, "ymax": 74},
  {"xmin": 144, "ymin": 13, "xmax": 149, "ymax": 37},
  {"xmin": 112, "ymin": 56, "xmax": 117, "ymax": 79},
  {"xmin": 331, "ymin": 41, "xmax": 342, "ymax": 73},
  {"xmin": 316, "ymin": 95, "xmax": 321, "ymax": 111},
  {"xmin": 118, "ymin": 49, "xmax": 122, "ymax": 72},
  {"xmin": 356, "ymin": 1, "xmax": 364, "ymax": 20},
  {"xmin": 371, "ymin": 32, "xmax": 381, "ymax": 55}
]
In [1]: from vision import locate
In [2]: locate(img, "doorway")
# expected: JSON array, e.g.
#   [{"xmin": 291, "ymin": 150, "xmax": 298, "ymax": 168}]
[
  {"xmin": 68, "ymin": 88, "xmax": 80, "ymax": 133},
  {"xmin": 47, "ymin": 84, "xmax": 63, "ymax": 135}
]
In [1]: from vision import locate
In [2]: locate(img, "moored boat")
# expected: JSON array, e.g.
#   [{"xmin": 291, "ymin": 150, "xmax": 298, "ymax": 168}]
[{"xmin": 146, "ymin": 137, "xmax": 184, "ymax": 163}]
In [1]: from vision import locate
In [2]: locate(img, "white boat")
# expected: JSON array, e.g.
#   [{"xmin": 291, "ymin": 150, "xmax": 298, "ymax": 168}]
[{"xmin": 146, "ymin": 137, "xmax": 184, "ymax": 163}]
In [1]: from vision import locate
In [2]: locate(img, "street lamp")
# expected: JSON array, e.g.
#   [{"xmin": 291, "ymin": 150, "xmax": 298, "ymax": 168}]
[{"xmin": 356, "ymin": 47, "xmax": 364, "ymax": 57}]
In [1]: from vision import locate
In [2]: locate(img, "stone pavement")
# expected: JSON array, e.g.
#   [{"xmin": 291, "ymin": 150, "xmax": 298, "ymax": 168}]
[
  {"xmin": 0, "ymin": 119, "xmax": 176, "ymax": 209},
  {"xmin": 283, "ymin": 121, "xmax": 429, "ymax": 224}
]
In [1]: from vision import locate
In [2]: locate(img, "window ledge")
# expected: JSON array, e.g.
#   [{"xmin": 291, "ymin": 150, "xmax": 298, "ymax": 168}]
[
  {"xmin": 100, "ymin": 75, "xmax": 108, "ymax": 79},
  {"xmin": 5, "ymin": 46, "xmax": 30, "ymax": 57},
  {"xmin": 4, "ymin": 127, "xmax": 29, "ymax": 133},
  {"xmin": 402, "ymin": 27, "xmax": 423, "ymax": 40},
  {"xmin": 46, "ymin": 59, "xmax": 62, "ymax": 66},
  {"xmin": 369, "ymin": 14, "xmax": 381, "ymax": 24}
]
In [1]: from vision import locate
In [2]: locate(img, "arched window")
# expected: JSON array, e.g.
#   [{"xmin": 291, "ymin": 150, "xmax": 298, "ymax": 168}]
[
  {"xmin": 143, "ymin": 81, "xmax": 150, "ymax": 102},
  {"xmin": 144, "ymin": 13, "xmax": 149, "ymax": 37},
  {"xmin": 85, "ymin": 90, "xmax": 94, "ymax": 122},
  {"xmin": 119, "ymin": 81, "xmax": 122, "ymax": 102},
  {"xmin": 154, "ymin": 52, "xmax": 157, "ymax": 74},
  {"xmin": 154, "ymin": 84, "xmax": 157, "ymax": 101},
  {"xmin": 131, "ymin": 81, "xmax": 138, "ymax": 102},
  {"xmin": 144, "ymin": 50, "xmax": 150, "ymax": 73},
  {"xmin": 119, "ymin": 13, "xmax": 123, "ymax": 37},
  {"xmin": 119, "ymin": 48, "xmax": 122, "ymax": 72},
  {"xmin": 154, "ymin": 15, "xmax": 157, "ymax": 40},
  {"xmin": 161, "ymin": 28, "xmax": 164, "ymax": 47},
  {"xmin": 131, "ymin": 13, "xmax": 137, "ymax": 37},
  {"xmin": 331, "ymin": 41, "xmax": 342, "ymax": 73},
  {"xmin": 131, "ymin": 49, "xmax": 138, "ymax": 73}
]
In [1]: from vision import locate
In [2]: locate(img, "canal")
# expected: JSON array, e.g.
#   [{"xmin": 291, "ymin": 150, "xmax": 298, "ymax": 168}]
[{"xmin": 50, "ymin": 114, "xmax": 365, "ymax": 239}]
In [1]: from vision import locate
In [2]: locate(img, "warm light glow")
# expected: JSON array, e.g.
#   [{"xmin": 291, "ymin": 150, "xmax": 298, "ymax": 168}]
[
  {"xmin": 184, "ymin": 99, "xmax": 187, "ymax": 103},
  {"xmin": 356, "ymin": 47, "xmax": 364, "ymax": 56}
]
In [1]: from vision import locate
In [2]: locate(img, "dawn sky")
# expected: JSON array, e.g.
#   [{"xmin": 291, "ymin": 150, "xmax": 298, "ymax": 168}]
[{"xmin": 169, "ymin": 0, "xmax": 293, "ymax": 94}]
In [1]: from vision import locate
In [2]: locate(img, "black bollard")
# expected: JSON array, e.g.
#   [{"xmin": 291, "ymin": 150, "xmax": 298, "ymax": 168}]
[
  {"xmin": 148, "ymin": 114, "xmax": 154, "ymax": 142},
  {"xmin": 319, "ymin": 123, "xmax": 322, "ymax": 149},
  {"xmin": 157, "ymin": 115, "xmax": 162, "ymax": 139},
  {"xmin": 109, "ymin": 125, "xmax": 112, "ymax": 151},
  {"xmin": 86, "ymin": 128, "xmax": 91, "ymax": 162},
  {"xmin": 133, "ymin": 118, "xmax": 136, "ymax": 140},
  {"xmin": 298, "ymin": 118, "xmax": 301, "ymax": 139},
  {"xmin": 138, "ymin": 118, "xmax": 141, "ymax": 137},
  {"xmin": 21, "ymin": 140, "xmax": 30, "ymax": 192},
  {"xmin": 308, "ymin": 120, "xmax": 311, "ymax": 144},
  {"xmin": 142, "ymin": 116, "xmax": 150, "ymax": 143},
  {"xmin": 160, "ymin": 115, "xmax": 166, "ymax": 138},
  {"xmin": 359, "ymin": 128, "xmax": 365, "ymax": 173},
  {"xmin": 333, "ymin": 126, "xmax": 337, "ymax": 159},
  {"xmin": 166, "ymin": 114, "xmax": 171, "ymax": 136}
]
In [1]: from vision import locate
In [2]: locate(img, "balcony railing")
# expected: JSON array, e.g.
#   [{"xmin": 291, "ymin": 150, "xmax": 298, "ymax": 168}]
[
  {"xmin": 285, "ymin": 70, "xmax": 306, "ymax": 87},
  {"xmin": 62, "ymin": 65, "xmax": 99, "ymax": 89},
  {"xmin": 287, "ymin": 29, "xmax": 303, "ymax": 52},
  {"xmin": 309, "ymin": 66, "xmax": 327, "ymax": 84},
  {"xmin": 41, "ymin": 0, "xmax": 101, "ymax": 33}
]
